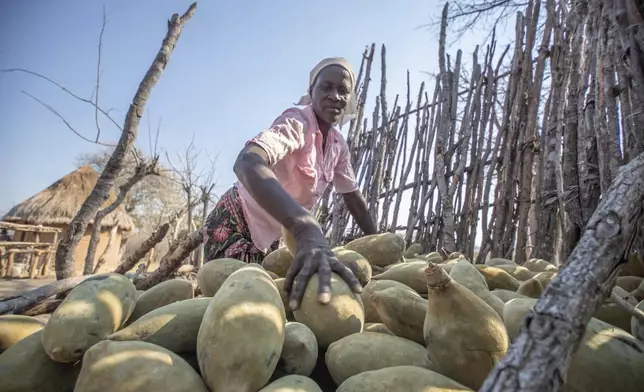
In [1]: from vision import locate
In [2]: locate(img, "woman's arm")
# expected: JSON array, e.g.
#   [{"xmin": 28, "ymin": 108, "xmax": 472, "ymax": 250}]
[
  {"xmin": 342, "ymin": 190, "xmax": 377, "ymax": 235},
  {"xmin": 234, "ymin": 143, "xmax": 362, "ymax": 311},
  {"xmin": 233, "ymin": 144, "xmax": 315, "ymax": 232}
]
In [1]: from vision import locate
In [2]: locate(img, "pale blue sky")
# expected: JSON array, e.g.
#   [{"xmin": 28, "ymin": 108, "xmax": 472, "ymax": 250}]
[{"xmin": 0, "ymin": 0, "xmax": 511, "ymax": 221}]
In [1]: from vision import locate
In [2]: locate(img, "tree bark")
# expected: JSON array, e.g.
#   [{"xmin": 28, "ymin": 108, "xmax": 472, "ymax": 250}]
[
  {"xmin": 113, "ymin": 208, "xmax": 184, "ymax": 274},
  {"xmin": 54, "ymin": 3, "xmax": 197, "ymax": 280},
  {"xmin": 480, "ymin": 151, "xmax": 644, "ymax": 392},
  {"xmin": 92, "ymin": 222, "xmax": 119, "ymax": 274},
  {"xmin": 83, "ymin": 159, "xmax": 158, "ymax": 275},
  {"xmin": 134, "ymin": 228, "xmax": 203, "ymax": 290}
]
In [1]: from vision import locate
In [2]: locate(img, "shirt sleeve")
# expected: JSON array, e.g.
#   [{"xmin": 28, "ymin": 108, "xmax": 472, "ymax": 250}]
[
  {"xmin": 247, "ymin": 108, "xmax": 307, "ymax": 166},
  {"xmin": 333, "ymin": 142, "xmax": 359, "ymax": 194}
]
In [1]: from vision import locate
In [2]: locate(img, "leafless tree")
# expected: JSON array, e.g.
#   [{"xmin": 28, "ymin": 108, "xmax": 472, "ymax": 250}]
[
  {"xmin": 165, "ymin": 135, "xmax": 218, "ymax": 266},
  {"xmin": 0, "ymin": 3, "xmax": 198, "ymax": 279}
]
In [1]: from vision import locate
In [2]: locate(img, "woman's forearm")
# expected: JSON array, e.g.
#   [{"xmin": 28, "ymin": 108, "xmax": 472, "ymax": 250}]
[
  {"xmin": 233, "ymin": 144, "xmax": 319, "ymax": 233},
  {"xmin": 343, "ymin": 190, "xmax": 377, "ymax": 235}
]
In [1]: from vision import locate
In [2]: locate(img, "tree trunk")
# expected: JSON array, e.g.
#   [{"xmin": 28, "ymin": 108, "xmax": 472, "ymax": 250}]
[
  {"xmin": 55, "ymin": 3, "xmax": 197, "ymax": 280},
  {"xmin": 480, "ymin": 151, "xmax": 644, "ymax": 391},
  {"xmin": 83, "ymin": 160, "xmax": 157, "ymax": 275},
  {"xmin": 0, "ymin": 275, "xmax": 92, "ymax": 315},
  {"xmin": 92, "ymin": 222, "xmax": 119, "ymax": 274}
]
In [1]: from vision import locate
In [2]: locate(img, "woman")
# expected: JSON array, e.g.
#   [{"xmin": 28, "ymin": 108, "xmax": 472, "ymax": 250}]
[{"xmin": 203, "ymin": 57, "xmax": 377, "ymax": 312}]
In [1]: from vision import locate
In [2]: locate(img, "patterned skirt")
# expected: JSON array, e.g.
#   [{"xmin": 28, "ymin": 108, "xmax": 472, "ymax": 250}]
[{"xmin": 203, "ymin": 186, "xmax": 279, "ymax": 264}]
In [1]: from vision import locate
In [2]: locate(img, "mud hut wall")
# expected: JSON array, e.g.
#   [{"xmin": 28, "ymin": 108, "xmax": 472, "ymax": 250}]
[{"xmin": 12, "ymin": 224, "xmax": 124, "ymax": 274}]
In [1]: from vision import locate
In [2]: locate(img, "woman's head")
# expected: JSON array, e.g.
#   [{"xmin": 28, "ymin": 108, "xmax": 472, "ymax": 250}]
[{"xmin": 296, "ymin": 57, "xmax": 358, "ymax": 126}]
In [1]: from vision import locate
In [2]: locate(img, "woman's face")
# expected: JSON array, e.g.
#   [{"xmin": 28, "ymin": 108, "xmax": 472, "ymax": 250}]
[{"xmin": 310, "ymin": 65, "xmax": 353, "ymax": 125}]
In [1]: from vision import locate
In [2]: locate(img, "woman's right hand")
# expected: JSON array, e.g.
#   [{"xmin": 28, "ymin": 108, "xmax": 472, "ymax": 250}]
[{"xmin": 282, "ymin": 218, "xmax": 363, "ymax": 311}]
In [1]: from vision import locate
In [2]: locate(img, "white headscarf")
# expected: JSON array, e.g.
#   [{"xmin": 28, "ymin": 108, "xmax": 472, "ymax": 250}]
[{"xmin": 295, "ymin": 57, "xmax": 358, "ymax": 126}]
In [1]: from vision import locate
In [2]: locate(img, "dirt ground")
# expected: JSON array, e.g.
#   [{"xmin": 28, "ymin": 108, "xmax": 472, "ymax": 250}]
[{"xmin": 0, "ymin": 277, "xmax": 56, "ymax": 299}]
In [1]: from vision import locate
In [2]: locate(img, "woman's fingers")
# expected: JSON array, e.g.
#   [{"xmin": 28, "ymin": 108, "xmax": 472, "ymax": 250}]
[
  {"xmin": 331, "ymin": 260, "xmax": 363, "ymax": 294},
  {"xmin": 283, "ymin": 258, "xmax": 302, "ymax": 295},
  {"xmin": 316, "ymin": 257, "xmax": 332, "ymax": 304},
  {"xmin": 288, "ymin": 256, "xmax": 315, "ymax": 311}
]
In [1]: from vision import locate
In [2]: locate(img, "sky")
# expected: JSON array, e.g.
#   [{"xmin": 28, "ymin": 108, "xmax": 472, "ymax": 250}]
[{"xmin": 0, "ymin": 0, "xmax": 513, "ymax": 235}]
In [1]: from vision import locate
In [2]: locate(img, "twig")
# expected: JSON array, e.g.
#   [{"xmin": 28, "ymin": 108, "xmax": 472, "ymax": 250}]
[
  {"xmin": 611, "ymin": 290, "xmax": 644, "ymax": 323},
  {"xmin": 21, "ymin": 90, "xmax": 116, "ymax": 147},
  {"xmin": 1, "ymin": 68, "xmax": 123, "ymax": 131},
  {"xmin": 94, "ymin": 4, "xmax": 106, "ymax": 143}
]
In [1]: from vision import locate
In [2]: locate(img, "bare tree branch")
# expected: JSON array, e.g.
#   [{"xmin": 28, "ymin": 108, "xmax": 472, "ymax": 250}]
[
  {"xmin": 54, "ymin": 2, "xmax": 197, "ymax": 280},
  {"xmin": 94, "ymin": 4, "xmax": 106, "ymax": 143}
]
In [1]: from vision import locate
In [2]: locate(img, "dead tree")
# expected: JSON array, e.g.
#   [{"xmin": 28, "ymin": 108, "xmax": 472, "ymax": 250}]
[
  {"xmin": 113, "ymin": 207, "xmax": 186, "ymax": 274},
  {"xmin": 166, "ymin": 138, "xmax": 218, "ymax": 267},
  {"xmin": 82, "ymin": 154, "xmax": 159, "ymax": 275},
  {"xmin": 53, "ymin": 3, "xmax": 197, "ymax": 279}
]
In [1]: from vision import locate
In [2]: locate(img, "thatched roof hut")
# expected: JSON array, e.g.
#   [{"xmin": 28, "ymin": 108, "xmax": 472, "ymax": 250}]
[
  {"xmin": 3, "ymin": 165, "xmax": 135, "ymax": 231},
  {"xmin": 2, "ymin": 165, "xmax": 136, "ymax": 275}
]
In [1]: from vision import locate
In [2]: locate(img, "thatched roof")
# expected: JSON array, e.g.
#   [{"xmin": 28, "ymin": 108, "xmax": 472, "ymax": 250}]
[{"xmin": 3, "ymin": 165, "xmax": 135, "ymax": 232}]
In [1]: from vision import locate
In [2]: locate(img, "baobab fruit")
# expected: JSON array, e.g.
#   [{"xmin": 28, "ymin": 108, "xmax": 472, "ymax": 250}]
[
  {"xmin": 632, "ymin": 279, "xmax": 644, "ymax": 302},
  {"xmin": 336, "ymin": 365, "xmax": 473, "ymax": 392},
  {"xmin": 532, "ymin": 271, "xmax": 558, "ymax": 288},
  {"xmin": 492, "ymin": 289, "xmax": 529, "ymax": 303},
  {"xmin": 565, "ymin": 317, "xmax": 644, "ymax": 392},
  {"xmin": 419, "ymin": 252, "xmax": 444, "ymax": 263},
  {"xmin": 593, "ymin": 303, "xmax": 632, "ymax": 331},
  {"xmin": 364, "ymin": 322, "xmax": 395, "ymax": 335},
  {"xmin": 107, "ymin": 297, "xmax": 211, "ymax": 354},
  {"xmin": 403, "ymin": 243, "xmax": 422, "ymax": 259},
  {"xmin": 485, "ymin": 258, "xmax": 516, "ymax": 267},
  {"xmin": 262, "ymin": 247, "xmax": 294, "ymax": 278},
  {"xmin": 273, "ymin": 322, "xmax": 318, "ymax": 378},
  {"xmin": 197, "ymin": 258, "xmax": 247, "ymax": 296},
  {"xmin": 502, "ymin": 298, "xmax": 537, "ymax": 341},
  {"xmin": 325, "ymin": 331, "xmax": 433, "ymax": 386},
  {"xmin": 474, "ymin": 265, "xmax": 520, "ymax": 291},
  {"xmin": 616, "ymin": 276, "xmax": 642, "ymax": 292},
  {"xmin": 523, "ymin": 258, "xmax": 557, "ymax": 273},
  {"xmin": 259, "ymin": 375, "xmax": 322, "ymax": 392},
  {"xmin": 343, "ymin": 233, "xmax": 406, "ymax": 267},
  {"xmin": 516, "ymin": 278, "xmax": 544, "ymax": 299},
  {"xmin": 370, "ymin": 287, "xmax": 427, "ymax": 344},
  {"xmin": 73, "ymin": 340, "xmax": 208, "ymax": 392},
  {"xmin": 493, "ymin": 264, "xmax": 535, "ymax": 281},
  {"xmin": 361, "ymin": 280, "xmax": 416, "ymax": 323},
  {"xmin": 273, "ymin": 278, "xmax": 294, "ymax": 320},
  {"xmin": 372, "ymin": 260, "xmax": 429, "ymax": 294},
  {"xmin": 333, "ymin": 247, "xmax": 372, "ymax": 286},
  {"xmin": 197, "ymin": 266, "xmax": 285, "ymax": 392},
  {"xmin": 449, "ymin": 259, "xmax": 504, "ymax": 317},
  {"xmin": 619, "ymin": 253, "xmax": 644, "ymax": 277},
  {"xmin": 293, "ymin": 272, "xmax": 364, "ymax": 349},
  {"xmin": 0, "ymin": 330, "xmax": 81, "ymax": 392},
  {"xmin": 423, "ymin": 262, "xmax": 509, "ymax": 390},
  {"xmin": 125, "ymin": 278, "xmax": 194, "ymax": 325},
  {"xmin": 42, "ymin": 273, "xmax": 136, "ymax": 363},
  {"xmin": 0, "ymin": 314, "xmax": 46, "ymax": 352}
]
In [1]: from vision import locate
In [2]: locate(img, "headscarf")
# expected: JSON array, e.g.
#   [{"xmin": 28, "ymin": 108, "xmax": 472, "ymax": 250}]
[{"xmin": 295, "ymin": 57, "xmax": 358, "ymax": 126}]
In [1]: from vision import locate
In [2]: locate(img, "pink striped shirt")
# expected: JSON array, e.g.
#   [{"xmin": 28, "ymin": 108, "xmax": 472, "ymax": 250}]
[{"xmin": 235, "ymin": 105, "xmax": 359, "ymax": 251}]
